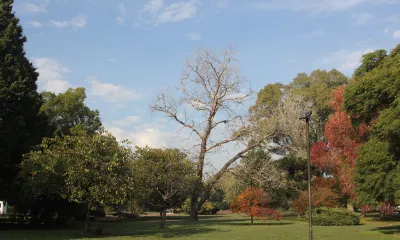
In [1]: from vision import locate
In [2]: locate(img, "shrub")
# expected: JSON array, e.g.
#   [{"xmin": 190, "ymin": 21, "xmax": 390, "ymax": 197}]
[
  {"xmin": 199, "ymin": 200, "xmax": 218, "ymax": 215},
  {"xmin": 305, "ymin": 207, "xmax": 360, "ymax": 226},
  {"xmin": 377, "ymin": 202, "xmax": 394, "ymax": 218}
]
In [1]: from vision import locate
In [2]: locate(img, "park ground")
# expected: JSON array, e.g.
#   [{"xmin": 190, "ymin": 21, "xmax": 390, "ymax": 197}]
[{"xmin": 1, "ymin": 213, "xmax": 400, "ymax": 240}]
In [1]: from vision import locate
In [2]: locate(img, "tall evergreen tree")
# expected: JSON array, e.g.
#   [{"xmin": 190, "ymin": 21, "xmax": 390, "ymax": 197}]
[{"xmin": 0, "ymin": 0, "xmax": 45, "ymax": 199}]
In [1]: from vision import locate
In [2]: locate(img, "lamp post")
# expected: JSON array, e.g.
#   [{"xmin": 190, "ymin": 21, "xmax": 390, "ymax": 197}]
[{"xmin": 300, "ymin": 111, "xmax": 312, "ymax": 240}]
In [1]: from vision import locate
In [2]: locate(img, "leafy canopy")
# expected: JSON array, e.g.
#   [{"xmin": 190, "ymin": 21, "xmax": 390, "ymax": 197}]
[
  {"xmin": 19, "ymin": 131, "xmax": 134, "ymax": 205},
  {"xmin": 40, "ymin": 88, "xmax": 102, "ymax": 136},
  {"xmin": 344, "ymin": 44, "xmax": 400, "ymax": 204}
]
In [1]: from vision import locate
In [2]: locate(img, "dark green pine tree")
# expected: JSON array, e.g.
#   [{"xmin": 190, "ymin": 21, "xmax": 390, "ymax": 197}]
[{"xmin": 0, "ymin": 0, "xmax": 46, "ymax": 199}]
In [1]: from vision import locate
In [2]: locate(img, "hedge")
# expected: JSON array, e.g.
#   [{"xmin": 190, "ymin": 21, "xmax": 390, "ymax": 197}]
[{"xmin": 305, "ymin": 207, "xmax": 360, "ymax": 226}]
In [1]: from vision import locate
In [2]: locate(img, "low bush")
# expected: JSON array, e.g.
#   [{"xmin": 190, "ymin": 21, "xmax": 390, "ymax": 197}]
[{"xmin": 305, "ymin": 207, "xmax": 360, "ymax": 226}]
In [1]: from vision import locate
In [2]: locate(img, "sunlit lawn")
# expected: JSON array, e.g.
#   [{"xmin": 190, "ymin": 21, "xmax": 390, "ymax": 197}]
[{"xmin": 1, "ymin": 214, "xmax": 400, "ymax": 240}]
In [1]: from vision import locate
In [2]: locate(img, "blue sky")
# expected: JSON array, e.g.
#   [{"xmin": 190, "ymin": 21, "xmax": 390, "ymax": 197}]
[{"xmin": 13, "ymin": 0, "xmax": 400, "ymax": 169}]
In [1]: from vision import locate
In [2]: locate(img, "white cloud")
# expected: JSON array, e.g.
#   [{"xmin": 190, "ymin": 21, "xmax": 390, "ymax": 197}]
[
  {"xmin": 217, "ymin": 0, "xmax": 229, "ymax": 8},
  {"xmin": 115, "ymin": 3, "xmax": 127, "ymax": 24},
  {"xmin": 141, "ymin": 0, "xmax": 197, "ymax": 25},
  {"xmin": 49, "ymin": 14, "xmax": 88, "ymax": 29},
  {"xmin": 116, "ymin": 16, "xmax": 125, "ymax": 25},
  {"xmin": 106, "ymin": 125, "xmax": 171, "ymax": 148},
  {"xmin": 33, "ymin": 58, "xmax": 71, "ymax": 94},
  {"xmin": 27, "ymin": 21, "xmax": 42, "ymax": 27},
  {"xmin": 143, "ymin": 0, "xmax": 165, "ymax": 13},
  {"xmin": 322, "ymin": 48, "xmax": 375, "ymax": 73},
  {"xmin": 187, "ymin": 32, "xmax": 202, "ymax": 41},
  {"xmin": 355, "ymin": 38, "xmax": 373, "ymax": 47},
  {"xmin": 22, "ymin": 2, "xmax": 46, "ymax": 13},
  {"xmin": 384, "ymin": 26, "xmax": 390, "ymax": 33},
  {"xmin": 114, "ymin": 104, "xmax": 126, "ymax": 109},
  {"xmin": 352, "ymin": 13, "xmax": 375, "ymax": 25},
  {"xmin": 88, "ymin": 77, "xmax": 142, "ymax": 102},
  {"xmin": 249, "ymin": 0, "xmax": 394, "ymax": 13},
  {"xmin": 117, "ymin": 3, "xmax": 127, "ymax": 14},
  {"xmin": 393, "ymin": 29, "xmax": 400, "ymax": 39},
  {"xmin": 112, "ymin": 116, "xmax": 142, "ymax": 126},
  {"xmin": 157, "ymin": 1, "xmax": 197, "ymax": 24}
]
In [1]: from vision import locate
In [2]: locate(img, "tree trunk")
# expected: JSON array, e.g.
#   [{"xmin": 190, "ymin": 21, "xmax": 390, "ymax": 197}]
[
  {"xmin": 190, "ymin": 195, "xmax": 199, "ymax": 221},
  {"xmin": 84, "ymin": 200, "xmax": 93, "ymax": 233},
  {"xmin": 160, "ymin": 208, "xmax": 165, "ymax": 229},
  {"xmin": 251, "ymin": 216, "xmax": 254, "ymax": 225}
]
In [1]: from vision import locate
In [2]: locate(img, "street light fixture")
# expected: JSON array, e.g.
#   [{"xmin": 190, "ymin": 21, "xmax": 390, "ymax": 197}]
[{"xmin": 299, "ymin": 110, "xmax": 313, "ymax": 240}]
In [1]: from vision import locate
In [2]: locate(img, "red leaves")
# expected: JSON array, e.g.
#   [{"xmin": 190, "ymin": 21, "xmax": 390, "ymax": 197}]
[
  {"xmin": 361, "ymin": 205, "xmax": 374, "ymax": 217},
  {"xmin": 377, "ymin": 202, "xmax": 394, "ymax": 217},
  {"xmin": 292, "ymin": 177, "xmax": 339, "ymax": 216},
  {"xmin": 311, "ymin": 141, "xmax": 332, "ymax": 170},
  {"xmin": 310, "ymin": 86, "xmax": 362, "ymax": 198},
  {"xmin": 231, "ymin": 187, "xmax": 282, "ymax": 223},
  {"xmin": 330, "ymin": 85, "xmax": 345, "ymax": 112}
]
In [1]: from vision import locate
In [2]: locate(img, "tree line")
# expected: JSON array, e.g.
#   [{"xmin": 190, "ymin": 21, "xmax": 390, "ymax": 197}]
[{"xmin": 1, "ymin": 0, "xmax": 399, "ymax": 234}]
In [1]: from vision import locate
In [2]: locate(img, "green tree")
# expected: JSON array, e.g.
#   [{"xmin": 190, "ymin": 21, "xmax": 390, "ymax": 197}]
[
  {"xmin": 355, "ymin": 138, "xmax": 400, "ymax": 204},
  {"xmin": 290, "ymin": 69, "xmax": 348, "ymax": 140},
  {"xmin": 250, "ymin": 69, "xmax": 348, "ymax": 158},
  {"xmin": 249, "ymin": 83, "xmax": 284, "ymax": 114},
  {"xmin": 344, "ymin": 44, "xmax": 400, "ymax": 205},
  {"xmin": 133, "ymin": 147, "xmax": 196, "ymax": 228},
  {"xmin": 40, "ymin": 88, "xmax": 102, "ymax": 136},
  {"xmin": 19, "ymin": 131, "xmax": 133, "ymax": 233},
  {"xmin": 354, "ymin": 50, "xmax": 387, "ymax": 77},
  {"xmin": 0, "ymin": 0, "xmax": 46, "ymax": 199}
]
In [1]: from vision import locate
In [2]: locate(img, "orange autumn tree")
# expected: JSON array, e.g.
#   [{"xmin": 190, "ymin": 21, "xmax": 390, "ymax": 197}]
[
  {"xmin": 292, "ymin": 177, "xmax": 338, "ymax": 217},
  {"xmin": 231, "ymin": 187, "xmax": 282, "ymax": 224},
  {"xmin": 311, "ymin": 86, "xmax": 368, "ymax": 200}
]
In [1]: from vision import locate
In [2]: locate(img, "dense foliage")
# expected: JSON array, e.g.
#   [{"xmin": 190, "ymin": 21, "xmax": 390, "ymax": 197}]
[
  {"xmin": 0, "ymin": 0, "xmax": 46, "ymax": 199},
  {"xmin": 292, "ymin": 177, "xmax": 338, "ymax": 217},
  {"xmin": 344, "ymin": 45, "xmax": 400, "ymax": 205},
  {"xmin": 40, "ymin": 88, "xmax": 102, "ymax": 136},
  {"xmin": 19, "ymin": 130, "xmax": 134, "ymax": 231},
  {"xmin": 231, "ymin": 187, "xmax": 282, "ymax": 224}
]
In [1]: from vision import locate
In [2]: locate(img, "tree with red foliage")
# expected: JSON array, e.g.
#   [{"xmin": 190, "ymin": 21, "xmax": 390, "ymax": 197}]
[
  {"xmin": 292, "ymin": 177, "xmax": 338, "ymax": 217},
  {"xmin": 311, "ymin": 86, "xmax": 368, "ymax": 199},
  {"xmin": 231, "ymin": 187, "xmax": 282, "ymax": 224}
]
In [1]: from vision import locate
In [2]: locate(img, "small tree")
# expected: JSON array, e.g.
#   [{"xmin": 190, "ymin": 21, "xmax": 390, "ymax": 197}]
[
  {"xmin": 20, "ymin": 130, "xmax": 133, "ymax": 233},
  {"xmin": 231, "ymin": 187, "xmax": 282, "ymax": 224},
  {"xmin": 291, "ymin": 177, "xmax": 338, "ymax": 217},
  {"xmin": 133, "ymin": 147, "xmax": 196, "ymax": 228}
]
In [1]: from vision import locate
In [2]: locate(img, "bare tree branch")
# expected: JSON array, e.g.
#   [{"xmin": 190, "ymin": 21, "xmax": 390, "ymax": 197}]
[{"xmin": 150, "ymin": 46, "xmax": 278, "ymax": 219}]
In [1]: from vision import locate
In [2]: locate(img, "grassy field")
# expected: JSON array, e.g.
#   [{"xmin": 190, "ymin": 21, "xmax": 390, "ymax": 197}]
[{"xmin": 1, "ymin": 214, "xmax": 399, "ymax": 240}]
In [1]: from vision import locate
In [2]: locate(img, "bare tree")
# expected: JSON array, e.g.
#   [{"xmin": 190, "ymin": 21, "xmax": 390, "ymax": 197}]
[
  {"xmin": 150, "ymin": 46, "xmax": 277, "ymax": 220},
  {"xmin": 273, "ymin": 94, "xmax": 313, "ymax": 158}
]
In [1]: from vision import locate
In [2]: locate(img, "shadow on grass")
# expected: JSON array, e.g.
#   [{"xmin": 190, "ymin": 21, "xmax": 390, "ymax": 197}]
[
  {"xmin": 1, "ymin": 215, "xmax": 291, "ymax": 239},
  {"xmin": 64, "ymin": 219, "xmax": 221, "ymax": 239},
  {"xmin": 371, "ymin": 225, "xmax": 400, "ymax": 235},
  {"xmin": 217, "ymin": 221, "xmax": 293, "ymax": 226}
]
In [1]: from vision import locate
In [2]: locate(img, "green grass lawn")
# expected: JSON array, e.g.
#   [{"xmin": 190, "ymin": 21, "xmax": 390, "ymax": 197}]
[{"xmin": 1, "ymin": 214, "xmax": 400, "ymax": 240}]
